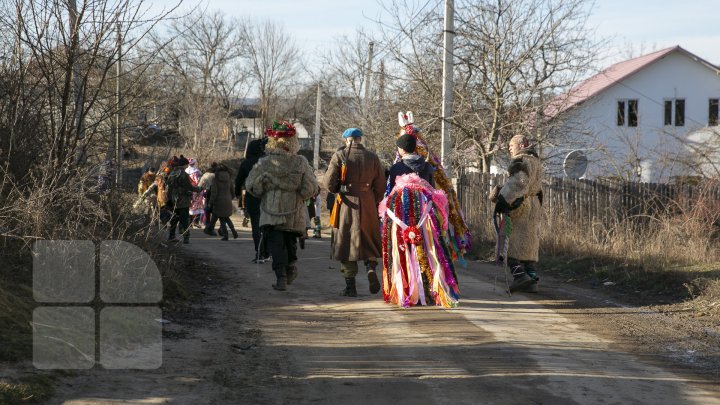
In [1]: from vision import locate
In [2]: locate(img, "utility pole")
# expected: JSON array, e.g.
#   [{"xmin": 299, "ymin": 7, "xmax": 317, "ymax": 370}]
[
  {"xmin": 69, "ymin": 0, "xmax": 86, "ymax": 165},
  {"xmin": 13, "ymin": 2, "xmax": 22, "ymax": 66},
  {"xmin": 364, "ymin": 42, "xmax": 375, "ymax": 109},
  {"xmin": 440, "ymin": 0, "xmax": 455, "ymax": 174},
  {"xmin": 364, "ymin": 42, "xmax": 374, "ymax": 148},
  {"xmin": 115, "ymin": 12, "xmax": 122, "ymax": 186},
  {"xmin": 313, "ymin": 83, "xmax": 322, "ymax": 170}
]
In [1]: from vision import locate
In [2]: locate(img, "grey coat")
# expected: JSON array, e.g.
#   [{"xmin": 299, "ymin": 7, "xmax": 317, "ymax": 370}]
[{"xmin": 245, "ymin": 149, "xmax": 319, "ymax": 234}]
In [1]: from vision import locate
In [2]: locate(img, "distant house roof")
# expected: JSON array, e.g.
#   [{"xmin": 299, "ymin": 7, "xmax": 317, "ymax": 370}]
[
  {"xmin": 544, "ymin": 46, "xmax": 720, "ymax": 119},
  {"xmin": 230, "ymin": 106, "xmax": 260, "ymax": 119}
]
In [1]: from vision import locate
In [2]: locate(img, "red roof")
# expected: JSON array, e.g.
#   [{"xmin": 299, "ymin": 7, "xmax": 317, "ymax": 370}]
[{"xmin": 544, "ymin": 46, "xmax": 718, "ymax": 118}]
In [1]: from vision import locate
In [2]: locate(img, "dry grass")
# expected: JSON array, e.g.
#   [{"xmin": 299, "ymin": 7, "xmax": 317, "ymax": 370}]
[
  {"xmin": 468, "ymin": 181, "xmax": 720, "ymax": 301},
  {"xmin": 539, "ymin": 187, "xmax": 720, "ymax": 299},
  {"xmin": 0, "ymin": 162, "xmax": 200, "ymax": 401}
]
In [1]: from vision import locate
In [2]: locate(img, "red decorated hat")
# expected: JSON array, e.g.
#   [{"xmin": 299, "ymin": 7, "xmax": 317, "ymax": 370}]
[{"xmin": 264, "ymin": 120, "xmax": 296, "ymax": 138}]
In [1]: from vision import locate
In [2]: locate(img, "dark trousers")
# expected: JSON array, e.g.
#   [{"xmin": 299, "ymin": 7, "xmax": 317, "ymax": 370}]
[
  {"xmin": 266, "ymin": 227, "xmax": 298, "ymax": 277},
  {"xmin": 203, "ymin": 205, "xmax": 212, "ymax": 226},
  {"xmin": 169, "ymin": 207, "xmax": 190, "ymax": 240},
  {"xmin": 218, "ymin": 217, "xmax": 236, "ymax": 237},
  {"xmin": 249, "ymin": 208, "xmax": 268, "ymax": 258}
]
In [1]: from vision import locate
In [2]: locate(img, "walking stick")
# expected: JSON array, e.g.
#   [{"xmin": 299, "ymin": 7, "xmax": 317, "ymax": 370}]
[{"xmin": 493, "ymin": 212, "xmax": 513, "ymax": 296}]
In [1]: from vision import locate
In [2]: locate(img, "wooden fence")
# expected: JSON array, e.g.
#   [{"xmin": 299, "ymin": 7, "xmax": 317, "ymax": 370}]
[{"xmin": 456, "ymin": 172, "xmax": 720, "ymax": 240}]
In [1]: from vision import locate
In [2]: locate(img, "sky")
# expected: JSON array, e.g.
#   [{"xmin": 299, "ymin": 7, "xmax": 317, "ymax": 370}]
[{"xmin": 148, "ymin": 0, "xmax": 720, "ymax": 69}]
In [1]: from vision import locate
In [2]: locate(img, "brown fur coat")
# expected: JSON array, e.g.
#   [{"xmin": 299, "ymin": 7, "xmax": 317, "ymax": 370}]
[{"xmin": 499, "ymin": 152, "xmax": 544, "ymax": 262}]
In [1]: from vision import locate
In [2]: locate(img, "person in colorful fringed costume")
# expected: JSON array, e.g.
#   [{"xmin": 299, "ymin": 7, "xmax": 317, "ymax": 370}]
[
  {"xmin": 491, "ymin": 134, "xmax": 544, "ymax": 293},
  {"xmin": 379, "ymin": 173, "xmax": 460, "ymax": 308},
  {"xmin": 185, "ymin": 158, "xmax": 204, "ymax": 228},
  {"xmin": 389, "ymin": 112, "xmax": 471, "ymax": 265}
]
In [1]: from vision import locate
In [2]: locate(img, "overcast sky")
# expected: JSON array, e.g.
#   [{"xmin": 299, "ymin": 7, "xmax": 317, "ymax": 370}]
[{"xmin": 148, "ymin": 0, "xmax": 720, "ymax": 68}]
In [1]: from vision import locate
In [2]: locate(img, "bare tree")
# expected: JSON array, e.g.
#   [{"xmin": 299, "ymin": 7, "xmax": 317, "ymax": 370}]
[
  {"xmin": 240, "ymin": 19, "xmax": 302, "ymax": 129},
  {"xmin": 150, "ymin": 9, "xmax": 251, "ymax": 155},
  {"xmin": 0, "ymin": 0, "xmax": 178, "ymax": 181},
  {"xmin": 357, "ymin": 0, "xmax": 601, "ymax": 173}
]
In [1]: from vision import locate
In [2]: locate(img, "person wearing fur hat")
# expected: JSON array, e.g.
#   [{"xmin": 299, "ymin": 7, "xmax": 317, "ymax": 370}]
[
  {"xmin": 323, "ymin": 128, "xmax": 386, "ymax": 297},
  {"xmin": 166, "ymin": 155, "xmax": 202, "ymax": 243},
  {"xmin": 387, "ymin": 133, "xmax": 435, "ymax": 191},
  {"xmin": 245, "ymin": 121, "xmax": 319, "ymax": 291},
  {"xmin": 492, "ymin": 134, "xmax": 545, "ymax": 293}
]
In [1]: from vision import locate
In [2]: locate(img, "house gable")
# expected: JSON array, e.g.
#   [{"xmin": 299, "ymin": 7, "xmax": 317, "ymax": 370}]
[{"xmin": 545, "ymin": 46, "xmax": 720, "ymax": 182}]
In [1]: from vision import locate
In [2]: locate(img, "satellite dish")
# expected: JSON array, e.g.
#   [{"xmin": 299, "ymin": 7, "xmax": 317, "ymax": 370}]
[{"xmin": 563, "ymin": 150, "xmax": 588, "ymax": 179}]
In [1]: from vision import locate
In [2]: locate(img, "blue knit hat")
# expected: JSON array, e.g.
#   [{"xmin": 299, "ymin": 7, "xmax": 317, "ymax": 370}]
[{"xmin": 342, "ymin": 128, "xmax": 363, "ymax": 138}]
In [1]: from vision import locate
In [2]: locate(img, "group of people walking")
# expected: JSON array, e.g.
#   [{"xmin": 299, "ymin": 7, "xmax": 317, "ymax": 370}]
[
  {"xmin": 137, "ymin": 111, "xmax": 544, "ymax": 309},
  {"xmin": 137, "ymin": 156, "xmax": 240, "ymax": 243}
]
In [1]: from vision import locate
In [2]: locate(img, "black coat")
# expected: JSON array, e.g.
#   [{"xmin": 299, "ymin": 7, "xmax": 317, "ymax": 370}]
[
  {"xmin": 387, "ymin": 154, "xmax": 435, "ymax": 192},
  {"xmin": 235, "ymin": 139, "xmax": 266, "ymax": 215}
]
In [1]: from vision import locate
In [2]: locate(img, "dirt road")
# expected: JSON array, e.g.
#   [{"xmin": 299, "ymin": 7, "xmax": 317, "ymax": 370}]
[{"xmin": 48, "ymin": 218, "xmax": 720, "ymax": 404}]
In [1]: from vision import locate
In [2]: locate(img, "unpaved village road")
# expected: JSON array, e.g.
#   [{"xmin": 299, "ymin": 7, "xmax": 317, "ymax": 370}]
[{"xmin": 49, "ymin": 217, "xmax": 720, "ymax": 404}]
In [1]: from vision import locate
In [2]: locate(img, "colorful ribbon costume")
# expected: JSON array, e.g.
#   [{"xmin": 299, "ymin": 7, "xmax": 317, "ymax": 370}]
[{"xmin": 379, "ymin": 174, "xmax": 460, "ymax": 308}]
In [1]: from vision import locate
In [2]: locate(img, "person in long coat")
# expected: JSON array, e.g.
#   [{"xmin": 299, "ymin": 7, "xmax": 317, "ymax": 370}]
[
  {"xmin": 166, "ymin": 155, "xmax": 202, "ymax": 243},
  {"xmin": 492, "ymin": 134, "xmax": 545, "ymax": 293},
  {"xmin": 323, "ymin": 128, "xmax": 386, "ymax": 297},
  {"xmin": 246, "ymin": 121, "xmax": 319, "ymax": 291},
  {"xmin": 236, "ymin": 138, "xmax": 269, "ymax": 261},
  {"xmin": 208, "ymin": 163, "xmax": 237, "ymax": 241}
]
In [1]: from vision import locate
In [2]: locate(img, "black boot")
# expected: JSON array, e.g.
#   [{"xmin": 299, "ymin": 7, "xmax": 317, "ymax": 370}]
[
  {"xmin": 366, "ymin": 262, "xmax": 380, "ymax": 294},
  {"xmin": 508, "ymin": 263, "xmax": 533, "ymax": 293},
  {"xmin": 286, "ymin": 265, "xmax": 298, "ymax": 285},
  {"xmin": 272, "ymin": 276, "xmax": 287, "ymax": 291},
  {"xmin": 340, "ymin": 277, "xmax": 357, "ymax": 297}
]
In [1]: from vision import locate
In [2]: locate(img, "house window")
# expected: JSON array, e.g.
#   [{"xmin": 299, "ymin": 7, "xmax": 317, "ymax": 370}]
[
  {"xmin": 628, "ymin": 99, "xmax": 638, "ymax": 127},
  {"xmin": 710, "ymin": 98, "xmax": 719, "ymax": 126},
  {"xmin": 617, "ymin": 101, "xmax": 625, "ymax": 126},
  {"xmin": 617, "ymin": 99, "xmax": 638, "ymax": 127},
  {"xmin": 663, "ymin": 98, "xmax": 686, "ymax": 127},
  {"xmin": 675, "ymin": 99, "xmax": 685, "ymax": 126}
]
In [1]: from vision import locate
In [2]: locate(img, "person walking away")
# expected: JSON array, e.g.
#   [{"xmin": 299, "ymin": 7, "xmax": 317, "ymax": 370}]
[
  {"xmin": 245, "ymin": 121, "xmax": 319, "ymax": 291},
  {"xmin": 186, "ymin": 158, "xmax": 204, "ymax": 228},
  {"xmin": 136, "ymin": 167, "xmax": 156, "ymax": 216},
  {"xmin": 491, "ymin": 134, "xmax": 544, "ymax": 293},
  {"xmin": 209, "ymin": 163, "xmax": 237, "ymax": 241},
  {"xmin": 199, "ymin": 162, "xmax": 218, "ymax": 235},
  {"xmin": 324, "ymin": 128, "xmax": 386, "ymax": 297},
  {"xmin": 166, "ymin": 155, "xmax": 201, "ymax": 243},
  {"xmin": 142, "ymin": 161, "xmax": 172, "ymax": 226},
  {"xmin": 236, "ymin": 138, "xmax": 270, "ymax": 262}
]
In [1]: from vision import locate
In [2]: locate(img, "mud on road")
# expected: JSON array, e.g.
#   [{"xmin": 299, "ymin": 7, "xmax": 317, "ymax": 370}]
[{"xmin": 48, "ymin": 218, "xmax": 720, "ymax": 404}]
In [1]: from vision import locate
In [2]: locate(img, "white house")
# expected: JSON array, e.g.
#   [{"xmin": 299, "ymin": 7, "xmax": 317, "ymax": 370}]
[{"xmin": 545, "ymin": 46, "xmax": 720, "ymax": 182}]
